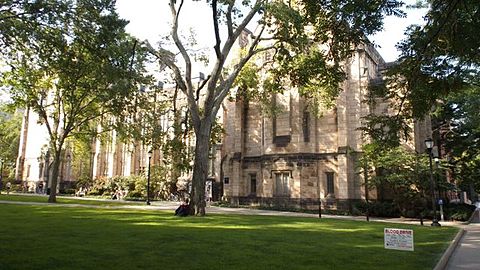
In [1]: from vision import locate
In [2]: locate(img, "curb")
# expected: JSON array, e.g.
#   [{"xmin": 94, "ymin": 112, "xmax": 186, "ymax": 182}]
[{"xmin": 433, "ymin": 228, "xmax": 465, "ymax": 270}]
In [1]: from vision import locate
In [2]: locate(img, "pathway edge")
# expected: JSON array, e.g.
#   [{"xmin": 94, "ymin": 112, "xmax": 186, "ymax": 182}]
[{"xmin": 433, "ymin": 228, "xmax": 465, "ymax": 270}]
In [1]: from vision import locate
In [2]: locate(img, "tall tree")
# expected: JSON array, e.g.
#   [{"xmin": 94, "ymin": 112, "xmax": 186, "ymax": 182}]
[
  {"xmin": 147, "ymin": 0, "xmax": 404, "ymax": 215},
  {"xmin": 1, "ymin": 0, "xmax": 150, "ymax": 202},
  {"xmin": 434, "ymin": 86, "xmax": 480, "ymax": 197}
]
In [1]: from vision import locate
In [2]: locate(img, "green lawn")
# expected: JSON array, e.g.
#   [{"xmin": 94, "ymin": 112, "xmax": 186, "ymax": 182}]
[
  {"xmin": 0, "ymin": 193, "xmax": 145, "ymax": 206},
  {"xmin": 0, "ymin": 202, "xmax": 457, "ymax": 270}
]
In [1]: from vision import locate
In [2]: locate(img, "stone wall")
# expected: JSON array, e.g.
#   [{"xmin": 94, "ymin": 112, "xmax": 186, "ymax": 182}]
[{"xmin": 221, "ymin": 45, "xmax": 398, "ymax": 210}]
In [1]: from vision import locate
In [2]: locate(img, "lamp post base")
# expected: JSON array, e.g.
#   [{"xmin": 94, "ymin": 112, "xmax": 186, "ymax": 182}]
[{"xmin": 146, "ymin": 201, "xmax": 151, "ymax": 205}]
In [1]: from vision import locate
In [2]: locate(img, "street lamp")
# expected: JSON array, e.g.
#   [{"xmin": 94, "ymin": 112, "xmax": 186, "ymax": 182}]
[
  {"xmin": 0, "ymin": 159, "xmax": 3, "ymax": 194},
  {"xmin": 425, "ymin": 138, "xmax": 441, "ymax": 226},
  {"xmin": 146, "ymin": 149, "xmax": 152, "ymax": 205}
]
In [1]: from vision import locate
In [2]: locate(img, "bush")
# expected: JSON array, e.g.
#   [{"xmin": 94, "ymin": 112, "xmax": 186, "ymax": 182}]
[
  {"xmin": 444, "ymin": 203, "xmax": 476, "ymax": 221},
  {"xmin": 75, "ymin": 176, "xmax": 93, "ymax": 189},
  {"xmin": 87, "ymin": 177, "xmax": 113, "ymax": 196},
  {"xmin": 122, "ymin": 175, "xmax": 147, "ymax": 200},
  {"xmin": 61, "ymin": 189, "xmax": 76, "ymax": 195},
  {"xmin": 353, "ymin": 201, "xmax": 400, "ymax": 218}
]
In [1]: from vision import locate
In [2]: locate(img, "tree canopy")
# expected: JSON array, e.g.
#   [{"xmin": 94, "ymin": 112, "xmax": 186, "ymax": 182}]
[
  {"xmin": 366, "ymin": 0, "xmax": 480, "ymax": 140},
  {"xmin": 434, "ymin": 86, "xmax": 480, "ymax": 196},
  {"xmin": 362, "ymin": 0, "xmax": 480, "ymax": 199},
  {"xmin": 1, "ymin": 0, "xmax": 150, "ymax": 202}
]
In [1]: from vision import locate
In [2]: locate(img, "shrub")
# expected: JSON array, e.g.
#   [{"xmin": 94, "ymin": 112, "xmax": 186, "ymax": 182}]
[
  {"xmin": 122, "ymin": 175, "xmax": 147, "ymax": 200},
  {"xmin": 87, "ymin": 177, "xmax": 113, "ymax": 196},
  {"xmin": 61, "ymin": 189, "xmax": 76, "ymax": 195},
  {"xmin": 444, "ymin": 203, "xmax": 476, "ymax": 221},
  {"xmin": 353, "ymin": 201, "xmax": 400, "ymax": 218},
  {"xmin": 75, "ymin": 176, "xmax": 93, "ymax": 189}
]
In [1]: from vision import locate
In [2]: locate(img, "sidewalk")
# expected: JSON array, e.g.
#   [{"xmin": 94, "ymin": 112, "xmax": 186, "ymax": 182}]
[{"xmin": 445, "ymin": 209, "xmax": 480, "ymax": 270}]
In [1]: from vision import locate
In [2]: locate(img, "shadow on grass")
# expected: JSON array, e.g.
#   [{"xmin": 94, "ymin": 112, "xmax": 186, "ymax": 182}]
[{"xmin": 0, "ymin": 204, "xmax": 457, "ymax": 270}]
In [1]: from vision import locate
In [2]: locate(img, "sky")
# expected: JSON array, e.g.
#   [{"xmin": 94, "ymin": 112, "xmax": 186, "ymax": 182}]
[
  {"xmin": 115, "ymin": 0, "xmax": 428, "ymax": 63},
  {"xmin": 371, "ymin": 5, "xmax": 427, "ymax": 61}
]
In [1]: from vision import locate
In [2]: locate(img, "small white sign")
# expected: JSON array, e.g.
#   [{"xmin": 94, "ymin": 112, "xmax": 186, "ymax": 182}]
[{"xmin": 384, "ymin": 228, "xmax": 414, "ymax": 251}]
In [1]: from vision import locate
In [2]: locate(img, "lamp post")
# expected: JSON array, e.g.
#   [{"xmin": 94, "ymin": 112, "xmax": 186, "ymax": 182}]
[
  {"xmin": 318, "ymin": 178, "xmax": 322, "ymax": 218},
  {"xmin": 146, "ymin": 149, "xmax": 152, "ymax": 205},
  {"xmin": 433, "ymin": 151, "xmax": 445, "ymax": 222},
  {"xmin": 0, "ymin": 159, "xmax": 3, "ymax": 194},
  {"xmin": 63, "ymin": 153, "xmax": 72, "ymax": 193},
  {"xmin": 425, "ymin": 138, "xmax": 441, "ymax": 226}
]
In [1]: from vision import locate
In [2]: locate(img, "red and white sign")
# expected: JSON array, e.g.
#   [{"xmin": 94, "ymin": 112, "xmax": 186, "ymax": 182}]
[{"xmin": 384, "ymin": 228, "xmax": 414, "ymax": 251}]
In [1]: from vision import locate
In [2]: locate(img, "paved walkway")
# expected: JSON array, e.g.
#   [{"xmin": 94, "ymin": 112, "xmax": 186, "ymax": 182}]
[{"xmin": 445, "ymin": 209, "xmax": 480, "ymax": 270}]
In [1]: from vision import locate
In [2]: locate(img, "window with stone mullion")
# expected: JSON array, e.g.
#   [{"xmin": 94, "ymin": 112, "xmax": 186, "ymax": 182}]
[{"xmin": 274, "ymin": 172, "xmax": 290, "ymax": 197}]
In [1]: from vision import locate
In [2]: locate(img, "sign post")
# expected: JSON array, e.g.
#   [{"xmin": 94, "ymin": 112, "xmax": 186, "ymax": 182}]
[
  {"xmin": 438, "ymin": 199, "xmax": 445, "ymax": 222},
  {"xmin": 384, "ymin": 228, "xmax": 414, "ymax": 251}
]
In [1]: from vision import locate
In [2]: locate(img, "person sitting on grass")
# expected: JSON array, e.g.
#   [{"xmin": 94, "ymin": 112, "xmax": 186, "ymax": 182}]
[
  {"xmin": 175, "ymin": 199, "xmax": 190, "ymax": 217},
  {"xmin": 6, "ymin": 182, "xmax": 11, "ymax": 195}
]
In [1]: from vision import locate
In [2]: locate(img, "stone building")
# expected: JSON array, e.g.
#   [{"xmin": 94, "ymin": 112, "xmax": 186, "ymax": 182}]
[
  {"xmin": 15, "ymin": 108, "xmax": 76, "ymax": 193},
  {"xmin": 14, "ymin": 85, "xmax": 201, "ymax": 195},
  {"xmin": 220, "ymin": 43, "xmax": 431, "ymax": 210},
  {"xmin": 15, "ymin": 35, "xmax": 431, "ymax": 206}
]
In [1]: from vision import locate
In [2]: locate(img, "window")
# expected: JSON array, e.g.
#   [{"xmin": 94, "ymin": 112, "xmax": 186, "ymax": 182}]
[
  {"xmin": 272, "ymin": 94, "xmax": 292, "ymax": 146},
  {"xmin": 326, "ymin": 172, "xmax": 335, "ymax": 195},
  {"xmin": 302, "ymin": 109, "xmax": 310, "ymax": 142},
  {"xmin": 250, "ymin": 174, "xmax": 257, "ymax": 195},
  {"xmin": 224, "ymin": 177, "xmax": 230, "ymax": 184},
  {"xmin": 274, "ymin": 172, "xmax": 290, "ymax": 197}
]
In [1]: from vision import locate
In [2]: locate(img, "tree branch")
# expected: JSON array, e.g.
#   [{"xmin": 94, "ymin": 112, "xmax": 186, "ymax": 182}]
[
  {"xmin": 226, "ymin": 1, "xmax": 234, "ymax": 37},
  {"xmin": 212, "ymin": 26, "xmax": 273, "ymax": 115},
  {"xmin": 206, "ymin": 0, "xmax": 264, "ymax": 114},
  {"xmin": 212, "ymin": 0, "xmax": 222, "ymax": 59},
  {"xmin": 196, "ymin": 75, "xmax": 211, "ymax": 101},
  {"xmin": 231, "ymin": 0, "xmax": 263, "ymax": 41},
  {"xmin": 169, "ymin": 0, "xmax": 194, "ymax": 97}
]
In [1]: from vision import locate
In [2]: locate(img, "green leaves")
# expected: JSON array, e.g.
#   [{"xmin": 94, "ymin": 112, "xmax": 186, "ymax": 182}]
[
  {"xmin": 360, "ymin": 142, "xmax": 447, "ymax": 215},
  {"xmin": 360, "ymin": 114, "xmax": 412, "ymax": 148},
  {"xmin": 1, "ymin": 0, "xmax": 152, "ymax": 201},
  {"xmin": 362, "ymin": 1, "xmax": 480, "ymax": 197},
  {"xmin": 434, "ymin": 86, "xmax": 480, "ymax": 193},
  {"xmin": 389, "ymin": 0, "xmax": 480, "ymax": 117}
]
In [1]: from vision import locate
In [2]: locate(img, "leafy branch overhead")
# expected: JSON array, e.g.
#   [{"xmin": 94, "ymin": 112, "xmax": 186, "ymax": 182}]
[{"xmin": 364, "ymin": 0, "xmax": 480, "ymax": 145}]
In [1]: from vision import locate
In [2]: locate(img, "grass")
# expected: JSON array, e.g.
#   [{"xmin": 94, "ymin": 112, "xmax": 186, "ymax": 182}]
[
  {"xmin": 0, "ymin": 201, "xmax": 458, "ymax": 270},
  {"xmin": 0, "ymin": 193, "xmax": 146, "ymax": 206}
]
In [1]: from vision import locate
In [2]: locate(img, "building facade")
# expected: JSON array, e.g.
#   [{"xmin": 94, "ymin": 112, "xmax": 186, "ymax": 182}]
[
  {"xmin": 15, "ymin": 40, "xmax": 431, "ymax": 208},
  {"xmin": 220, "ymin": 44, "xmax": 431, "ymax": 210}
]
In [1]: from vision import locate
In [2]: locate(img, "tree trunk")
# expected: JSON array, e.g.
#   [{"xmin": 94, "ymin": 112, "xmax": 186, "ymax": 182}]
[
  {"xmin": 48, "ymin": 151, "xmax": 61, "ymax": 203},
  {"xmin": 189, "ymin": 121, "xmax": 212, "ymax": 216},
  {"xmin": 171, "ymin": 92, "xmax": 183, "ymax": 196}
]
